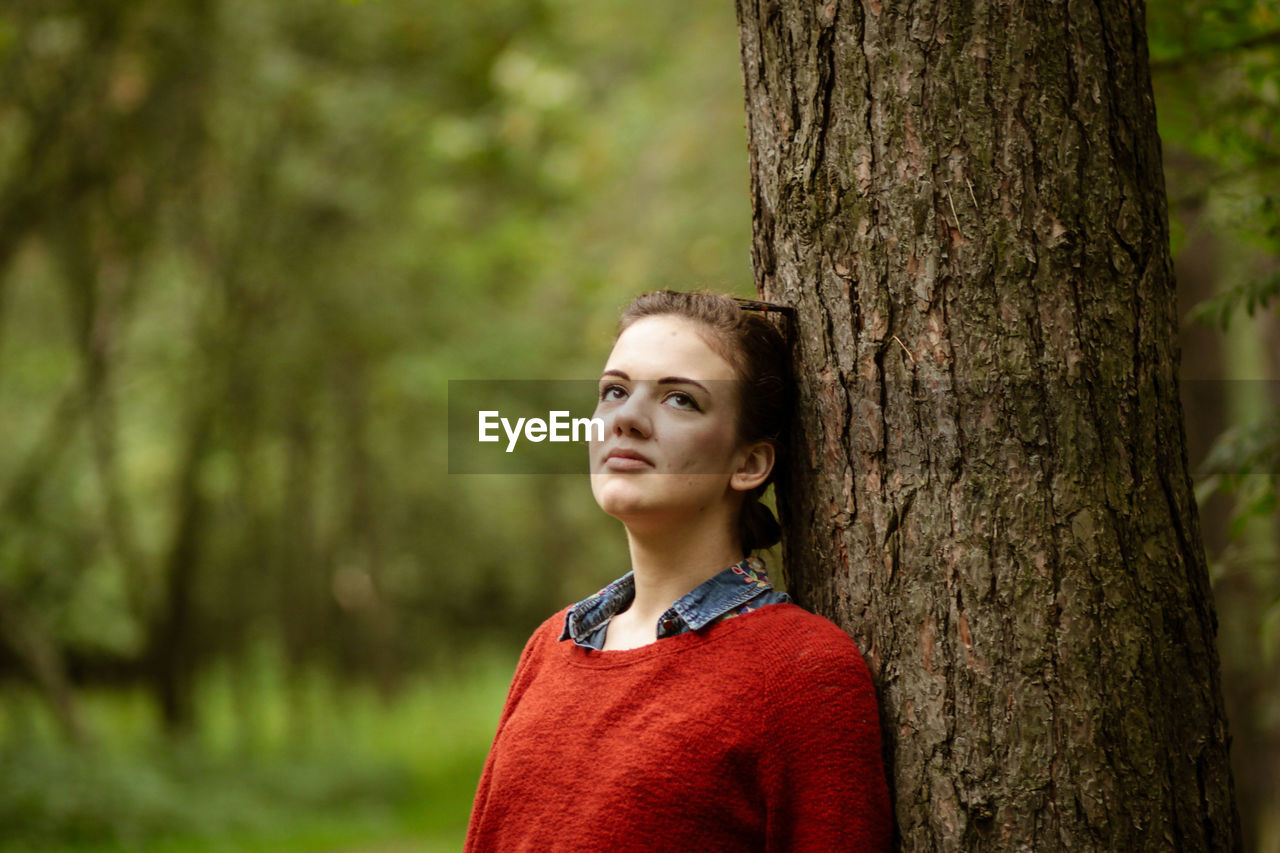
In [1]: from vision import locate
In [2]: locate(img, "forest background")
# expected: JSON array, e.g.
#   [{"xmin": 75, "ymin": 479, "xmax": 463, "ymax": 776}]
[{"xmin": 0, "ymin": 0, "xmax": 1277, "ymax": 850}]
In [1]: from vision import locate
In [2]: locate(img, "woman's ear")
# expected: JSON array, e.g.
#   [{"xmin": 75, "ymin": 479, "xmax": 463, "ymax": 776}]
[{"xmin": 730, "ymin": 441, "xmax": 775, "ymax": 493}]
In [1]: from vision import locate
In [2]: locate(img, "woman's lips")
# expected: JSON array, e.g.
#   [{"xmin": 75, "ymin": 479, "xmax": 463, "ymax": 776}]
[{"xmin": 603, "ymin": 450, "xmax": 653, "ymax": 470}]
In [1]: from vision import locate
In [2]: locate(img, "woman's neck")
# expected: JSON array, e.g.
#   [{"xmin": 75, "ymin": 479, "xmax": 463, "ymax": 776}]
[{"xmin": 621, "ymin": 519, "xmax": 744, "ymax": 629}]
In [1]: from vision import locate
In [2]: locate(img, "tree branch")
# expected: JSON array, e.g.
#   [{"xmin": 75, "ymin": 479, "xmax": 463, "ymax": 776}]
[{"xmin": 1152, "ymin": 29, "xmax": 1280, "ymax": 73}]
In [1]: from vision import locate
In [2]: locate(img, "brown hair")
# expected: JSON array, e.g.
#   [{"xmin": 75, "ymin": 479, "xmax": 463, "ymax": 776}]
[{"xmin": 617, "ymin": 290, "xmax": 795, "ymax": 555}]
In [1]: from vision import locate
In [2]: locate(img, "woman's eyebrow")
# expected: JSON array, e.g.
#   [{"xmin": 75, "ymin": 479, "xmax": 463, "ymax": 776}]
[{"xmin": 600, "ymin": 370, "xmax": 710, "ymax": 395}]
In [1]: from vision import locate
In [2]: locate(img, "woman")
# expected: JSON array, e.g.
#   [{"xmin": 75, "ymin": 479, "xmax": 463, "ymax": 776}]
[{"xmin": 465, "ymin": 291, "xmax": 892, "ymax": 852}]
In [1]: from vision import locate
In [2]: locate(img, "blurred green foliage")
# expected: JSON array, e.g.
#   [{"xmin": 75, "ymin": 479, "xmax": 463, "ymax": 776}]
[
  {"xmin": 0, "ymin": 0, "xmax": 1278, "ymax": 848},
  {"xmin": 1, "ymin": 0, "xmax": 758, "ymax": 846},
  {"xmin": 0, "ymin": 0, "xmax": 754, "ymax": 720},
  {"xmin": 0, "ymin": 648, "xmax": 511, "ymax": 851}
]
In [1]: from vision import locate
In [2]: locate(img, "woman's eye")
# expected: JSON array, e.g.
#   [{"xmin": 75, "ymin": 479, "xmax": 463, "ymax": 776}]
[
  {"xmin": 665, "ymin": 392, "xmax": 700, "ymax": 410},
  {"xmin": 599, "ymin": 385, "xmax": 627, "ymax": 402}
]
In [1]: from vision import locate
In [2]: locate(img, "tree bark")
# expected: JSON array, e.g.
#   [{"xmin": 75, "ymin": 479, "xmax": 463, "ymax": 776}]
[{"xmin": 735, "ymin": 1, "xmax": 1240, "ymax": 850}]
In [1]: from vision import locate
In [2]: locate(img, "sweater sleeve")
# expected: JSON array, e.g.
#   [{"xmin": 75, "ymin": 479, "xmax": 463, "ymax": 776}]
[
  {"xmin": 463, "ymin": 611, "xmax": 562, "ymax": 852},
  {"xmin": 760, "ymin": 626, "xmax": 893, "ymax": 852}
]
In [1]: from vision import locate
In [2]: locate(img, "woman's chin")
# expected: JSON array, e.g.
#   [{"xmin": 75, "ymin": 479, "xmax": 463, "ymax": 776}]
[
  {"xmin": 590, "ymin": 478, "xmax": 662, "ymax": 522},
  {"xmin": 590, "ymin": 487, "xmax": 646, "ymax": 520}
]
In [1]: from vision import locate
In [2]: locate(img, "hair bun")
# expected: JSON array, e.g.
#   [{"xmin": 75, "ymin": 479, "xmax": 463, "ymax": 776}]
[{"xmin": 739, "ymin": 494, "xmax": 781, "ymax": 553}]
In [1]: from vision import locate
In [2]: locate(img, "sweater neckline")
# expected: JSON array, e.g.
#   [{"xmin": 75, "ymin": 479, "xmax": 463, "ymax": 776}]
[{"xmin": 558, "ymin": 602, "xmax": 799, "ymax": 669}]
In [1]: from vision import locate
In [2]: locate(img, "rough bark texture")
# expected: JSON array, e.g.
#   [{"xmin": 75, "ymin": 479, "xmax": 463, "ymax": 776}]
[{"xmin": 734, "ymin": 1, "xmax": 1240, "ymax": 850}]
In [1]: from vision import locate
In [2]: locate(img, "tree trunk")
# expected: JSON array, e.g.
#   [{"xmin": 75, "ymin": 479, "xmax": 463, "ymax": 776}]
[
  {"xmin": 0, "ymin": 589, "xmax": 87, "ymax": 745},
  {"xmin": 148, "ymin": 407, "xmax": 213, "ymax": 734},
  {"xmin": 735, "ymin": 2, "xmax": 1240, "ymax": 850}
]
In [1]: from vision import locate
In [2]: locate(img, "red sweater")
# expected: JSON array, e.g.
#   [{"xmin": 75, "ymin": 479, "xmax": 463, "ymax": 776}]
[{"xmin": 465, "ymin": 602, "xmax": 892, "ymax": 852}]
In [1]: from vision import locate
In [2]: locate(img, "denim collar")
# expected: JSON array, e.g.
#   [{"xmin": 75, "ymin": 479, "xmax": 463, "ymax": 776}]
[{"xmin": 558, "ymin": 556, "xmax": 784, "ymax": 648}]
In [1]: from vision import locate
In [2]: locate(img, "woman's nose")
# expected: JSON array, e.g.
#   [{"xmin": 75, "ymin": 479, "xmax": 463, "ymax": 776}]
[{"xmin": 608, "ymin": 392, "xmax": 651, "ymax": 438}]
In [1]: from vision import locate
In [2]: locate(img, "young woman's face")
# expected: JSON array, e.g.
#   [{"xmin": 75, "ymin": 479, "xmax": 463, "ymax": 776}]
[{"xmin": 588, "ymin": 315, "xmax": 760, "ymax": 527}]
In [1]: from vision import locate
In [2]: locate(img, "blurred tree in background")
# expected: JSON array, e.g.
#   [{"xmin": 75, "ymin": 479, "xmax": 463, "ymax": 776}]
[
  {"xmin": 1149, "ymin": 1, "xmax": 1280, "ymax": 849},
  {"xmin": 0, "ymin": 0, "xmax": 1276, "ymax": 849}
]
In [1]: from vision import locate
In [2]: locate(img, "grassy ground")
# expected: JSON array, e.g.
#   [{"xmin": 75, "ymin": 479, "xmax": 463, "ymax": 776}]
[{"xmin": 0, "ymin": 649, "xmax": 513, "ymax": 852}]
